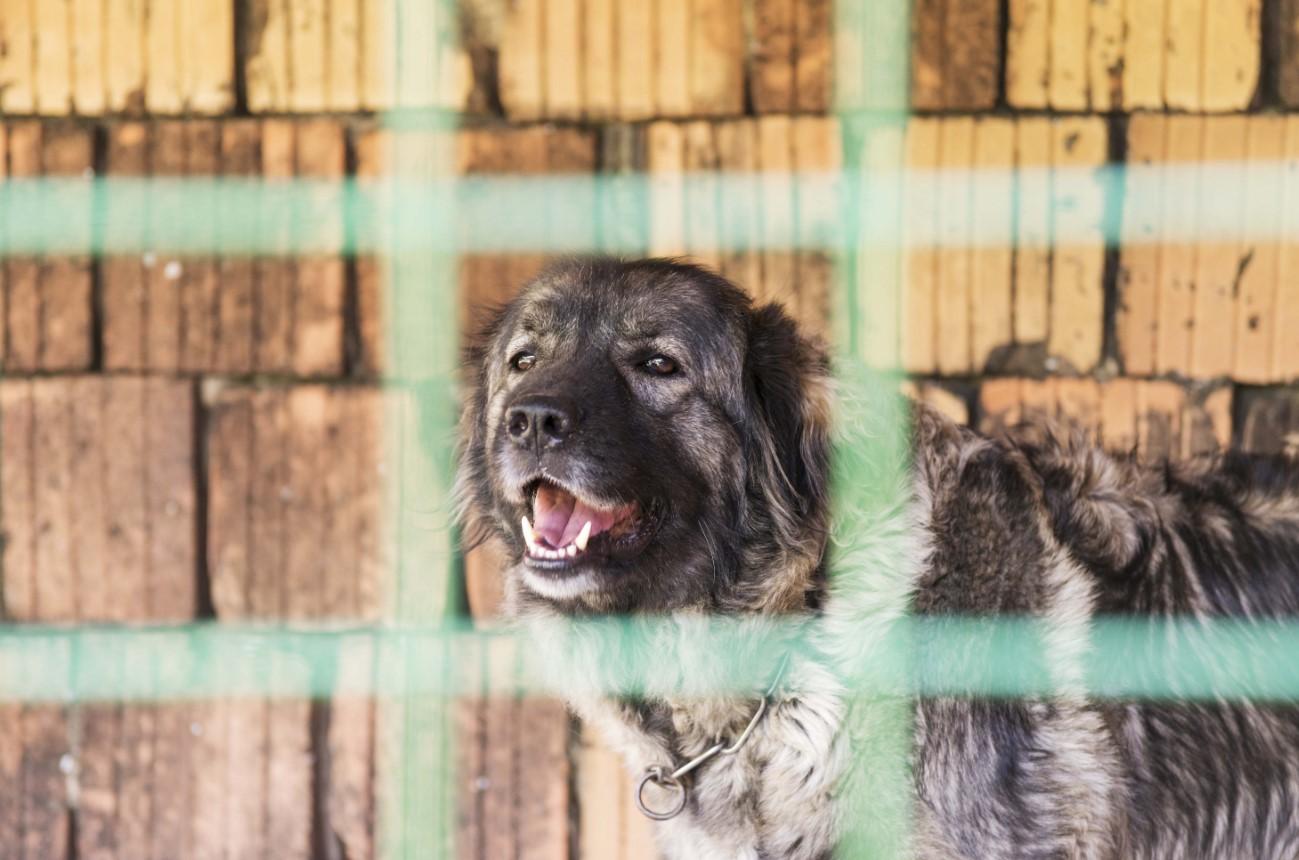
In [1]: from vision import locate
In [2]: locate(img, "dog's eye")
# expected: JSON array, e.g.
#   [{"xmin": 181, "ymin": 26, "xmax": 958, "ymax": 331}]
[
  {"xmin": 510, "ymin": 351, "xmax": 536, "ymax": 372},
  {"xmin": 641, "ymin": 355, "xmax": 678, "ymax": 376}
]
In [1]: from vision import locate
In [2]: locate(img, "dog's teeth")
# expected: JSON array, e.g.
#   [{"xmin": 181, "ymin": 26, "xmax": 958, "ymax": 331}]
[
  {"xmin": 575, "ymin": 521, "xmax": 592, "ymax": 551},
  {"xmin": 521, "ymin": 516, "xmax": 538, "ymax": 550},
  {"xmin": 566, "ymin": 544, "xmax": 577, "ymax": 557}
]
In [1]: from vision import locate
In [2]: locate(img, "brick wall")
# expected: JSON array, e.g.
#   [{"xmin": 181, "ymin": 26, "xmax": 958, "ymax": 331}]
[{"xmin": 2, "ymin": 1, "xmax": 1299, "ymax": 859}]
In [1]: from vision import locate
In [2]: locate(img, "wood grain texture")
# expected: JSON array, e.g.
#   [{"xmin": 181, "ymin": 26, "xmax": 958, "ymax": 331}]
[
  {"xmin": 71, "ymin": 0, "xmax": 107, "ymax": 113},
  {"xmin": 1048, "ymin": 0, "xmax": 1087, "ymax": 109},
  {"xmin": 32, "ymin": 0, "xmax": 72, "ymax": 114},
  {"xmin": 1088, "ymin": 0, "xmax": 1124, "ymax": 111},
  {"xmin": 143, "ymin": 378, "xmax": 198, "ymax": 620},
  {"xmin": 903, "ymin": 118, "xmax": 940, "ymax": 372},
  {"xmin": 1156, "ymin": 115, "xmax": 1202, "ymax": 375},
  {"xmin": 935, "ymin": 116, "xmax": 974, "ymax": 375},
  {"xmin": 1164, "ymin": 0, "xmax": 1204, "ymax": 109},
  {"xmin": 103, "ymin": 122, "xmax": 150, "ymax": 371},
  {"xmin": 793, "ymin": 0, "xmax": 832, "ymax": 112},
  {"xmin": 656, "ymin": 0, "xmax": 691, "ymax": 115},
  {"xmin": 4, "ymin": 122, "xmax": 41, "ymax": 372},
  {"xmin": 39, "ymin": 123, "xmax": 94, "ymax": 370},
  {"xmin": 1234, "ymin": 116, "xmax": 1284, "ymax": 383},
  {"xmin": 717, "ymin": 119, "xmax": 765, "ymax": 299},
  {"xmin": 546, "ymin": 0, "xmax": 584, "ymax": 118},
  {"xmin": 752, "ymin": 0, "xmax": 796, "ymax": 113},
  {"xmin": 1278, "ymin": 116, "xmax": 1299, "ymax": 379},
  {"xmin": 500, "ymin": 0, "xmax": 545, "ymax": 119},
  {"xmin": 583, "ymin": 0, "xmax": 617, "ymax": 118},
  {"xmin": 1013, "ymin": 118, "xmax": 1052, "ymax": 347},
  {"xmin": 0, "ymin": 381, "xmax": 36, "ymax": 620},
  {"xmin": 101, "ymin": 378, "xmax": 150, "ymax": 621},
  {"xmin": 1117, "ymin": 114, "xmax": 1165, "ymax": 376},
  {"xmin": 0, "ymin": 0, "xmax": 36, "ymax": 112},
  {"xmin": 970, "ymin": 118, "xmax": 1014, "ymax": 371},
  {"xmin": 1047, "ymin": 117, "xmax": 1106, "ymax": 373},
  {"xmin": 1190, "ymin": 116, "xmax": 1247, "ymax": 378},
  {"xmin": 1123, "ymin": 0, "xmax": 1165, "ymax": 108},
  {"xmin": 944, "ymin": 0, "xmax": 1000, "ymax": 109},
  {"xmin": 616, "ymin": 0, "xmax": 656, "ymax": 119},
  {"xmin": 1202, "ymin": 0, "xmax": 1260, "ymax": 111},
  {"xmin": 105, "ymin": 0, "xmax": 146, "ymax": 112},
  {"xmin": 292, "ymin": 119, "xmax": 347, "ymax": 377}
]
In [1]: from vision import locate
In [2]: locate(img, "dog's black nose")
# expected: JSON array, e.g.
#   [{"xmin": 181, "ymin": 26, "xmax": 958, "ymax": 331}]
[{"xmin": 506, "ymin": 395, "xmax": 578, "ymax": 449}]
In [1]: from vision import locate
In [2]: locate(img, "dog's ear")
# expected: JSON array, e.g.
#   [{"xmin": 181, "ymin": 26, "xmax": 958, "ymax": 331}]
[{"xmin": 744, "ymin": 303, "xmax": 832, "ymax": 550}]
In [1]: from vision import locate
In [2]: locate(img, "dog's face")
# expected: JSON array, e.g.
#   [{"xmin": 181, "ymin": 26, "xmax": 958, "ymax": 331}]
[{"xmin": 459, "ymin": 258, "xmax": 831, "ymax": 615}]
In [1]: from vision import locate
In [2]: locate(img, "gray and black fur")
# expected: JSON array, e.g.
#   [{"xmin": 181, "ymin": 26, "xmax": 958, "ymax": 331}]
[{"xmin": 458, "ymin": 258, "xmax": 1299, "ymax": 859}]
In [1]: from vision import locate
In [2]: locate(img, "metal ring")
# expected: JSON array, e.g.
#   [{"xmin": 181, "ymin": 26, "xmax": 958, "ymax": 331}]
[{"xmin": 635, "ymin": 769, "xmax": 688, "ymax": 821}]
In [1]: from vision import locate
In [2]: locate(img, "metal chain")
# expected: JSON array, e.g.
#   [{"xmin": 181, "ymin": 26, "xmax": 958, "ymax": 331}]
[{"xmin": 634, "ymin": 653, "xmax": 792, "ymax": 821}]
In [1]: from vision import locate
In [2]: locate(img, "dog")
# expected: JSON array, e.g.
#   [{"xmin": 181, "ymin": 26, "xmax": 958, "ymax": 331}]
[{"xmin": 457, "ymin": 257, "xmax": 1299, "ymax": 859}]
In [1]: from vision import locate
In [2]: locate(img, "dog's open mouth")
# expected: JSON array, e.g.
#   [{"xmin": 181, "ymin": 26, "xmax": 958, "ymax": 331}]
[{"xmin": 520, "ymin": 478, "xmax": 656, "ymax": 569}]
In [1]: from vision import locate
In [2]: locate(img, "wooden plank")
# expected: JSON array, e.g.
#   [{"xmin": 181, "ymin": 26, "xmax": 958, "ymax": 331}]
[
  {"xmin": 793, "ymin": 116, "xmax": 840, "ymax": 335},
  {"xmin": 225, "ymin": 693, "xmax": 269, "ymax": 857},
  {"xmin": 71, "ymin": 0, "xmax": 106, "ymax": 113},
  {"xmin": 691, "ymin": 0, "xmax": 744, "ymax": 114},
  {"xmin": 31, "ymin": 381, "xmax": 77, "ymax": 622},
  {"xmin": 1136, "ymin": 380, "xmax": 1183, "ymax": 459},
  {"xmin": 144, "ymin": 379, "xmax": 197, "ymax": 620},
  {"xmin": 1054, "ymin": 377, "xmax": 1102, "ymax": 439},
  {"xmin": 249, "ymin": 389, "xmax": 288, "ymax": 616},
  {"xmin": 186, "ymin": 0, "xmax": 235, "ymax": 112},
  {"xmin": 793, "ymin": 0, "xmax": 831, "ymax": 112},
  {"xmin": 215, "ymin": 120, "xmax": 260, "ymax": 374},
  {"xmin": 321, "ymin": 390, "xmax": 360, "ymax": 618},
  {"xmin": 1164, "ymin": 0, "xmax": 1204, "ymax": 109},
  {"xmin": 545, "ymin": 0, "xmax": 583, "ymax": 118},
  {"xmin": 354, "ymin": 127, "xmax": 388, "ymax": 377},
  {"xmin": 115, "ymin": 700, "xmax": 155, "ymax": 860},
  {"xmin": 350, "ymin": 390, "xmax": 387, "ymax": 620},
  {"xmin": 464, "ymin": 539, "xmax": 508, "ymax": 621},
  {"xmin": 395, "ymin": 0, "xmax": 438, "ymax": 108},
  {"xmin": 293, "ymin": 119, "xmax": 346, "ymax": 377},
  {"xmin": 758, "ymin": 116, "xmax": 796, "ymax": 311},
  {"xmin": 683, "ymin": 121, "xmax": 722, "ymax": 272},
  {"xmin": 910, "ymin": 0, "xmax": 946, "ymax": 110},
  {"xmin": 101, "ymin": 378, "xmax": 149, "ymax": 621},
  {"xmin": 500, "ymin": 0, "xmax": 544, "ymax": 119},
  {"xmin": 0, "ymin": 0, "xmax": 36, "ymax": 112},
  {"xmin": 360, "ymin": 0, "xmax": 397, "ymax": 109},
  {"xmin": 32, "ymin": 0, "xmax": 72, "ymax": 114},
  {"xmin": 207, "ymin": 387, "xmax": 255, "ymax": 619},
  {"xmin": 146, "ymin": 121, "xmax": 186, "ymax": 371},
  {"xmin": 481, "ymin": 695, "xmax": 519, "ymax": 858},
  {"xmin": 978, "ymin": 378, "xmax": 1024, "ymax": 433},
  {"xmin": 516, "ymin": 699, "xmax": 571, "ymax": 860},
  {"xmin": 1277, "ymin": 116, "xmax": 1299, "ymax": 380},
  {"xmin": 0, "ymin": 123, "xmax": 5, "ymax": 365},
  {"xmin": 1048, "ymin": 0, "xmax": 1087, "ymax": 110},
  {"xmin": 289, "ymin": 0, "xmax": 329, "ymax": 111},
  {"xmin": 1234, "ymin": 117, "xmax": 1284, "ymax": 382},
  {"xmin": 246, "ymin": 0, "xmax": 291, "ymax": 111},
  {"xmin": 616, "ymin": 0, "xmax": 656, "ymax": 118},
  {"xmin": 1048, "ymin": 117, "xmax": 1106, "ymax": 373},
  {"xmin": 4, "ymin": 122, "xmax": 41, "ymax": 371},
  {"xmin": 66, "ymin": 378, "xmax": 109, "ymax": 620},
  {"xmin": 37, "ymin": 123, "xmax": 93, "ymax": 369},
  {"xmin": 1013, "ymin": 117, "xmax": 1052, "ymax": 347},
  {"xmin": 945, "ymin": 0, "xmax": 999, "ymax": 109},
  {"xmin": 284, "ymin": 386, "xmax": 329, "ymax": 620},
  {"xmin": 256, "ymin": 120, "xmax": 297, "ymax": 374},
  {"xmin": 656, "ymin": 0, "xmax": 691, "ymax": 115},
  {"xmin": 1088, "ymin": 0, "xmax": 1124, "ymax": 111},
  {"xmin": 327, "ymin": 0, "xmax": 362, "ymax": 109},
  {"xmin": 266, "ymin": 686, "xmax": 312, "ymax": 860},
  {"xmin": 0, "ymin": 382, "xmax": 36, "ymax": 620},
  {"xmin": 22, "ymin": 704, "xmax": 70, "ymax": 859},
  {"xmin": 1156, "ymin": 115, "xmax": 1202, "ymax": 375},
  {"xmin": 145, "ymin": 0, "xmax": 183, "ymax": 112},
  {"xmin": 970, "ymin": 118, "xmax": 1015, "ymax": 371},
  {"xmin": 103, "ymin": 122, "xmax": 150, "ymax": 370},
  {"xmin": 104, "ymin": 0, "xmax": 146, "ymax": 112},
  {"xmin": 647, "ymin": 121, "xmax": 686, "ymax": 257},
  {"xmin": 76, "ymin": 704, "xmax": 120, "ymax": 860},
  {"xmin": 903, "ymin": 118, "xmax": 940, "ymax": 372},
  {"xmin": 180, "ymin": 121, "xmax": 222, "ymax": 374},
  {"xmin": 1117, "ymin": 114, "xmax": 1165, "ymax": 376},
  {"xmin": 1099, "ymin": 378, "xmax": 1138, "ymax": 452},
  {"xmin": 935, "ymin": 117, "xmax": 974, "ymax": 375},
  {"xmin": 1202, "ymin": 0, "xmax": 1260, "ymax": 111},
  {"xmin": 1190, "ymin": 116, "xmax": 1247, "ymax": 378},
  {"xmin": 188, "ymin": 700, "xmax": 230, "ymax": 860},
  {"xmin": 330, "ymin": 635, "xmax": 376, "ymax": 860},
  {"xmin": 1018, "ymin": 377, "xmax": 1056, "ymax": 423},
  {"xmin": 1123, "ymin": 0, "xmax": 1165, "ymax": 108},
  {"xmin": 856, "ymin": 124, "xmax": 905, "ymax": 370},
  {"xmin": 751, "ymin": 0, "xmax": 796, "ymax": 113},
  {"xmin": 578, "ymin": 730, "xmax": 627, "ymax": 859},
  {"xmin": 1189, "ymin": 386, "xmax": 1232, "ymax": 455},
  {"xmin": 583, "ymin": 0, "xmax": 616, "ymax": 118},
  {"xmin": 150, "ymin": 700, "xmax": 196, "ymax": 860},
  {"xmin": 716, "ymin": 119, "xmax": 765, "ymax": 301}
]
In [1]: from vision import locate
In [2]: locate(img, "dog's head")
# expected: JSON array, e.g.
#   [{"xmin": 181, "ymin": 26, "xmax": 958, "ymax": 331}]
[{"xmin": 458, "ymin": 258, "xmax": 831, "ymax": 614}]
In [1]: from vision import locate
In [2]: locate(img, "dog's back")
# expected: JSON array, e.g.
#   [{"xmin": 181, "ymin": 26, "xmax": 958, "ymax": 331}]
[{"xmin": 910, "ymin": 406, "xmax": 1299, "ymax": 859}]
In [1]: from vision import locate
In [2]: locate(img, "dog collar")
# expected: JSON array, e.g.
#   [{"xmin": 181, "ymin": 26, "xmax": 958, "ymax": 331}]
[{"xmin": 634, "ymin": 653, "xmax": 791, "ymax": 821}]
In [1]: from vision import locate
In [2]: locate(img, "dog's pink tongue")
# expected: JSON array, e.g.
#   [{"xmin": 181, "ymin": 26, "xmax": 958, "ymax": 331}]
[{"xmin": 532, "ymin": 484, "xmax": 624, "ymax": 547}]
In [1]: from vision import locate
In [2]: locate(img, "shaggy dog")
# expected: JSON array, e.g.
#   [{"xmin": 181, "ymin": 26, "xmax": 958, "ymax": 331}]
[{"xmin": 457, "ymin": 257, "xmax": 1299, "ymax": 859}]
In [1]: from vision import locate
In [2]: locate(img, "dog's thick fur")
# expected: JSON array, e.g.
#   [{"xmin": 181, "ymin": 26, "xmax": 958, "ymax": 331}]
[{"xmin": 458, "ymin": 258, "xmax": 1299, "ymax": 859}]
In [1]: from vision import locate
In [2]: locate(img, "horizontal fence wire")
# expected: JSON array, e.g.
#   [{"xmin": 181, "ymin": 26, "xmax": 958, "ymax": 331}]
[
  {"xmin": 3, "ymin": 617, "xmax": 1299, "ymax": 704},
  {"xmin": 0, "ymin": 164, "xmax": 1295, "ymax": 255}
]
